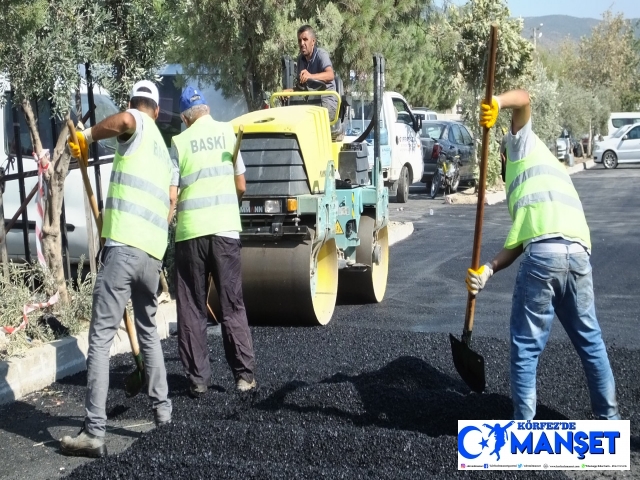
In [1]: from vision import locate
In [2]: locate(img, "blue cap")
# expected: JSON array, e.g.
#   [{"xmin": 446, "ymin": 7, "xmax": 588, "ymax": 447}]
[{"xmin": 180, "ymin": 86, "xmax": 207, "ymax": 113}]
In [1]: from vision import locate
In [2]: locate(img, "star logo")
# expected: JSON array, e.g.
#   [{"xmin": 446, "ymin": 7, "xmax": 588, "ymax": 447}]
[{"xmin": 479, "ymin": 437, "xmax": 489, "ymax": 449}]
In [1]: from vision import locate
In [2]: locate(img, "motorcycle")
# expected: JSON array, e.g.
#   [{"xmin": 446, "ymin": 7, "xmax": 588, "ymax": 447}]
[{"xmin": 430, "ymin": 153, "xmax": 461, "ymax": 199}]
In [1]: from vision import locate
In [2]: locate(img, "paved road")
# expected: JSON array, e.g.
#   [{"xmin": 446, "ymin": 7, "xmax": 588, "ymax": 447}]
[
  {"xmin": 333, "ymin": 164, "xmax": 639, "ymax": 348},
  {"xmin": 0, "ymin": 164, "xmax": 637, "ymax": 479}
]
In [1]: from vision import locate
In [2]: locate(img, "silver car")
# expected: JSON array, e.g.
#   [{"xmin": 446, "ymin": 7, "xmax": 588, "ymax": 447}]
[{"xmin": 593, "ymin": 122, "xmax": 640, "ymax": 169}]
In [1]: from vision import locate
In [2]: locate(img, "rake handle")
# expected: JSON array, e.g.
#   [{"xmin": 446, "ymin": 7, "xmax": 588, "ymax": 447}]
[
  {"xmin": 66, "ymin": 119, "xmax": 141, "ymax": 358},
  {"xmin": 463, "ymin": 24, "xmax": 499, "ymax": 341}
]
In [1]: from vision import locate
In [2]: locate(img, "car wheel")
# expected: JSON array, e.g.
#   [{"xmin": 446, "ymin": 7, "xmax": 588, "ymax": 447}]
[
  {"xmin": 602, "ymin": 151, "xmax": 618, "ymax": 169},
  {"xmin": 396, "ymin": 165, "xmax": 410, "ymax": 203}
]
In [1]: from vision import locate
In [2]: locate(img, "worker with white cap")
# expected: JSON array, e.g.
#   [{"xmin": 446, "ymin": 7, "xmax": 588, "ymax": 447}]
[{"xmin": 61, "ymin": 80, "xmax": 176, "ymax": 458}]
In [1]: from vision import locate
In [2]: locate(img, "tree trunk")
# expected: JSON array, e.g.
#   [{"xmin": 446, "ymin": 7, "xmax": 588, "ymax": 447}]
[
  {"xmin": 0, "ymin": 171, "xmax": 8, "ymax": 279},
  {"xmin": 21, "ymin": 99, "xmax": 70, "ymax": 303}
]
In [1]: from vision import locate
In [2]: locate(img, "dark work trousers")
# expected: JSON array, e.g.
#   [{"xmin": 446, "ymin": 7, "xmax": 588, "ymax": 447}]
[{"xmin": 175, "ymin": 235, "xmax": 256, "ymax": 387}]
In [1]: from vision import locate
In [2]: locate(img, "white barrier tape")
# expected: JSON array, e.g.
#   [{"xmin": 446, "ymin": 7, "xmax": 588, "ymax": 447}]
[
  {"xmin": 1, "ymin": 290, "xmax": 60, "ymax": 335},
  {"xmin": 33, "ymin": 149, "xmax": 50, "ymax": 268}
]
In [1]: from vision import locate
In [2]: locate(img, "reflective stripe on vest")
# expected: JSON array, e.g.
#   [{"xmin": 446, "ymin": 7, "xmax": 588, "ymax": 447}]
[
  {"xmin": 176, "ymin": 193, "xmax": 239, "ymax": 212},
  {"xmin": 111, "ymin": 170, "xmax": 170, "ymax": 208},
  {"xmin": 102, "ymin": 111, "xmax": 173, "ymax": 259},
  {"xmin": 504, "ymin": 132, "xmax": 591, "ymax": 250},
  {"xmin": 179, "ymin": 164, "xmax": 235, "ymax": 189},
  {"xmin": 173, "ymin": 115, "xmax": 241, "ymax": 242}
]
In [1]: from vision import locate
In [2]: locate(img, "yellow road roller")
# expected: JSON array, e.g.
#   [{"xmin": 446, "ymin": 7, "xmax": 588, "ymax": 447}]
[{"xmin": 207, "ymin": 54, "xmax": 409, "ymax": 326}]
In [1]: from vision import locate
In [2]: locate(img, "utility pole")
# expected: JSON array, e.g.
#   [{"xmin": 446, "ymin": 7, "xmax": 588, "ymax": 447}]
[{"xmin": 532, "ymin": 23, "xmax": 543, "ymax": 50}]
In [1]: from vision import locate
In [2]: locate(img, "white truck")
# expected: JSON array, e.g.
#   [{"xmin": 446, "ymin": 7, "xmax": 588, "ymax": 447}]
[{"xmin": 343, "ymin": 91, "xmax": 422, "ymax": 203}]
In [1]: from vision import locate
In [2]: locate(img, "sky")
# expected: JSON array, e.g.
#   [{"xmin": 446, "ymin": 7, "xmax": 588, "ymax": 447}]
[{"xmin": 439, "ymin": 0, "xmax": 640, "ymax": 19}]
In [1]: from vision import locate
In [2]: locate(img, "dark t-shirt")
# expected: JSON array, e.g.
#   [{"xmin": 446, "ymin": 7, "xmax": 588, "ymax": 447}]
[{"xmin": 297, "ymin": 46, "xmax": 337, "ymax": 114}]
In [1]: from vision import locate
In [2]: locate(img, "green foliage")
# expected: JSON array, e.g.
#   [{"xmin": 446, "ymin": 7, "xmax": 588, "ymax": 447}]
[
  {"xmin": 97, "ymin": 0, "xmax": 180, "ymax": 109},
  {"xmin": 0, "ymin": 259, "xmax": 95, "ymax": 360},
  {"xmin": 577, "ymin": 10, "xmax": 640, "ymax": 111},
  {"xmin": 172, "ymin": 0, "xmax": 455, "ymax": 111},
  {"xmin": 446, "ymin": 0, "xmax": 534, "ymax": 144},
  {"xmin": 0, "ymin": 0, "xmax": 110, "ymax": 116},
  {"xmin": 524, "ymin": 60, "xmax": 560, "ymax": 145},
  {"xmin": 172, "ymin": 0, "xmax": 299, "ymax": 111}
]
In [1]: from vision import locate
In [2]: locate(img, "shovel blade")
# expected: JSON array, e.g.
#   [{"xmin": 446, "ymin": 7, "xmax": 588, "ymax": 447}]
[
  {"xmin": 449, "ymin": 333, "xmax": 486, "ymax": 393},
  {"xmin": 124, "ymin": 353, "xmax": 146, "ymax": 398}
]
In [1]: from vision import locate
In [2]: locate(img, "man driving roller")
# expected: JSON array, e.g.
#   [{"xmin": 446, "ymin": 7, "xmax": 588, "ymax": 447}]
[{"xmin": 294, "ymin": 24, "xmax": 341, "ymax": 138}]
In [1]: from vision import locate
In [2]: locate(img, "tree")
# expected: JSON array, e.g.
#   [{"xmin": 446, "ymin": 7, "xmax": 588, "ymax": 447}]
[
  {"xmin": 172, "ymin": 0, "xmax": 456, "ymax": 112},
  {"xmin": 97, "ymin": 0, "xmax": 179, "ymax": 109},
  {"xmin": 440, "ymin": 0, "xmax": 534, "ymax": 187},
  {"xmin": 577, "ymin": 10, "xmax": 640, "ymax": 111},
  {"xmin": 0, "ymin": 0, "xmax": 172, "ymax": 300},
  {"xmin": 171, "ymin": 0, "xmax": 301, "ymax": 111}
]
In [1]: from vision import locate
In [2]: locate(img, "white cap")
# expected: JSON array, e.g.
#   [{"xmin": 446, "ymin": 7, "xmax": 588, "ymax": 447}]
[{"xmin": 131, "ymin": 80, "xmax": 159, "ymax": 105}]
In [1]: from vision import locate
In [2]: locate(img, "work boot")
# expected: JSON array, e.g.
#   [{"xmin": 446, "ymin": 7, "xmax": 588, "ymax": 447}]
[
  {"xmin": 236, "ymin": 377, "xmax": 257, "ymax": 392},
  {"xmin": 154, "ymin": 411, "xmax": 172, "ymax": 428},
  {"xmin": 189, "ymin": 383, "xmax": 207, "ymax": 398},
  {"xmin": 60, "ymin": 427, "xmax": 107, "ymax": 458}
]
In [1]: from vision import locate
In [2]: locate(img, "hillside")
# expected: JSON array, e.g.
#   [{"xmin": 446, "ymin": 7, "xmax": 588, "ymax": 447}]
[{"xmin": 521, "ymin": 15, "xmax": 640, "ymax": 49}]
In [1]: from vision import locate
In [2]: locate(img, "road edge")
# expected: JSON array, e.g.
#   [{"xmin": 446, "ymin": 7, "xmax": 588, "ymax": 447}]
[{"xmin": 0, "ymin": 302, "xmax": 178, "ymax": 405}]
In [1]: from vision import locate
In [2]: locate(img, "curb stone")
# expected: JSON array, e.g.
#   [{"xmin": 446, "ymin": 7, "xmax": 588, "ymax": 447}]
[
  {"xmin": 0, "ymin": 301, "xmax": 178, "ymax": 405},
  {"xmin": 0, "ymin": 221, "xmax": 414, "ymax": 405},
  {"xmin": 444, "ymin": 159, "xmax": 596, "ymax": 206}
]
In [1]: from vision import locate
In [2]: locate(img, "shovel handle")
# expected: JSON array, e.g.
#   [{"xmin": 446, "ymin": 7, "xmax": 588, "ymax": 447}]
[
  {"xmin": 66, "ymin": 119, "xmax": 103, "ymax": 233},
  {"xmin": 232, "ymin": 125, "xmax": 244, "ymax": 165},
  {"xmin": 464, "ymin": 24, "xmax": 499, "ymax": 338}
]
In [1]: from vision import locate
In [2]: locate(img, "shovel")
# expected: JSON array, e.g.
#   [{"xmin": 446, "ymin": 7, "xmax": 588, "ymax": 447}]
[
  {"xmin": 449, "ymin": 24, "xmax": 499, "ymax": 394},
  {"xmin": 67, "ymin": 120, "xmax": 146, "ymax": 398}
]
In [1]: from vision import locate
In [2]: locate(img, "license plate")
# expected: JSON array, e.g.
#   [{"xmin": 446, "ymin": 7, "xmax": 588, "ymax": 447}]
[{"xmin": 240, "ymin": 200, "xmax": 266, "ymax": 214}]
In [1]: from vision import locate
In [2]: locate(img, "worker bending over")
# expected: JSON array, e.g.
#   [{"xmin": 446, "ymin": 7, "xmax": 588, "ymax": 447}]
[
  {"xmin": 466, "ymin": 89, "xmax": 620, "ymax": 421},
  {"xmin": 61, "ymin": 81, "xmax": 174, "ymax": 457}
]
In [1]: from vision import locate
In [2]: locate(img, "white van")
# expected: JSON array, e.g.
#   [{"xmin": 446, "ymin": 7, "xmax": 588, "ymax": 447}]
[
  {"xmin": 1, "ymin": 82, "xmax": 118, "ymax": 264},
  {"xmin": 154, "ymin": 64, "xmax": 248, "ymax": 148},
  {"xmin": 412, "ymin": 108, "xmax": 438, "ymax": 121},
  {"xmin": 604, "ymin": 112, "xmax": 640, "ymax": 140},
  {"xmin": 344, "ymin": 91, "xmax": 423, "ymax": 203}
]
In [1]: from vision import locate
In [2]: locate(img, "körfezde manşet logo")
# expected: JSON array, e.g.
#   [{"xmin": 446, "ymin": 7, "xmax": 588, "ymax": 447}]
[{"xmin": 457, "ymin": 420, "xmax": 630, "ymax": 470}]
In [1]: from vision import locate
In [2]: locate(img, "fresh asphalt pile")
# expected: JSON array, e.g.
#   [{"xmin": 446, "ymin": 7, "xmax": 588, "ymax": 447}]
[{"xmin": 52, "ymin": 323, "xmax": 639, "ymax": 480}]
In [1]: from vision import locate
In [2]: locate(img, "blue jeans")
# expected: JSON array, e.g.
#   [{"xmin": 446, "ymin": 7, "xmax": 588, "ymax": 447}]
[{"xmin": 510, "ymin": 248, "xmax": 620, "ymax": 420}]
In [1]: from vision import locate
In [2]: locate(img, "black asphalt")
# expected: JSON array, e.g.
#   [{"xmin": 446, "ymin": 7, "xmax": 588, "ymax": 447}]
[{"xmin": 0, "ymin": 164, "xmax": 638, "ymax": 479}]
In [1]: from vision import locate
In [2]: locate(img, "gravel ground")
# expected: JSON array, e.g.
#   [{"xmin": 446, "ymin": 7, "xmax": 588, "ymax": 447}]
[{"xmin": 51, "ymin": 323, "xmax": 638, "ymax": 480}]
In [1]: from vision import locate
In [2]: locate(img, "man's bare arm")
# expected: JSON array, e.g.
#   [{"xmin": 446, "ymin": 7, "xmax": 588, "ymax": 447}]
[
  {"xmin": 90, "ymin": 112, "xmax": 137, "ymax": 141},
  {"xmin": 235, "ymin": 174, "xmax": 246, "ymax": 201},
  {"xmin": 488, "ymin": 245, "xmax": 524, "ymax": 274},
  {"xmin": 168, "ymin": 186, "xmax": 178, "ymax": 223},
  {"xmin": 496, "ymin": 89, "xmax": 531, "ymax": 135},
  {"xmin": 305, "ymin": 66, "xmax": 335, "ymax": 83}
]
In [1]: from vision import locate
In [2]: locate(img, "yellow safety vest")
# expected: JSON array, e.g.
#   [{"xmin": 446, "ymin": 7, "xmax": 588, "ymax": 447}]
[
  {"xmin": 172, "ymin": 115, "xmax": 241, "ymax": 242},
  {"xmin": 102, "ymin": 111, "xmax": 173, "ymax": 260},
  {"xmin": 504, "ymin": 132, "xmax": 591, "ymax": 250}
]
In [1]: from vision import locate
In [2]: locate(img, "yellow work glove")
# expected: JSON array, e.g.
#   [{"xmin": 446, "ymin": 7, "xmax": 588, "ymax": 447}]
[
  {"xmin": 465, "ymin": 263, "xmax": 494, "ymax": 296},
  {"xmin": 479, "ymin": 96, "xmax": 500, "ymax": 129},
  {"xmin": 67, "ymin": 128, "xmax": 92, "ymax": 162}
]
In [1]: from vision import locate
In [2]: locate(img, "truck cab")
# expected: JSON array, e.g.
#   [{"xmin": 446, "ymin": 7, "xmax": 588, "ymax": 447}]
[{"xmin": 343, "ymin": 91, "xmax": 422, "ymax": 203}]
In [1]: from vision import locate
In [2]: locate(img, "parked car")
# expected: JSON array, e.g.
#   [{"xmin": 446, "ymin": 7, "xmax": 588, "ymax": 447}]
[
  {"xmin": 593, "ymin": 122, "xmax": 640, "ymax": 169},
  {"xmin": 419, "ymin": 120, "xmax": 476, "ymax": 188}
]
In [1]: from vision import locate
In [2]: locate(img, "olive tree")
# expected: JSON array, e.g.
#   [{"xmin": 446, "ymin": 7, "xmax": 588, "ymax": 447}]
[{"xmin": 0, "ymin": 0, "xmax": 173, "ymax": 300}]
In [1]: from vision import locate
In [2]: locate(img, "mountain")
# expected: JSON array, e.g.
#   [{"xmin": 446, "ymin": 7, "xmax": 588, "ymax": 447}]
[{"xmin": 521, "ymin": 15, "xmax": 640, "ymax": 49}]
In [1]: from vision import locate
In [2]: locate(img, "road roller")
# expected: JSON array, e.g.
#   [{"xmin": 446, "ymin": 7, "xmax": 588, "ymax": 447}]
[{"xmin": 207, "ymin": 54, "xmax": 393, "ymax": 326}]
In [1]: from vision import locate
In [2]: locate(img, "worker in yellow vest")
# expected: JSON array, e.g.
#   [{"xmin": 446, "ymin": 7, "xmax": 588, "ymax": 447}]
[
  {"xmin": 170, "ymin": 86, "xmax": 256, "ymax": 398},
  {"xmin": 61, "ymin": 81, "xmax": 175, "ymax": 458},
  {"xmin": 466, "ymin": 89, "xmax": 620, "ymax": 421}
]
